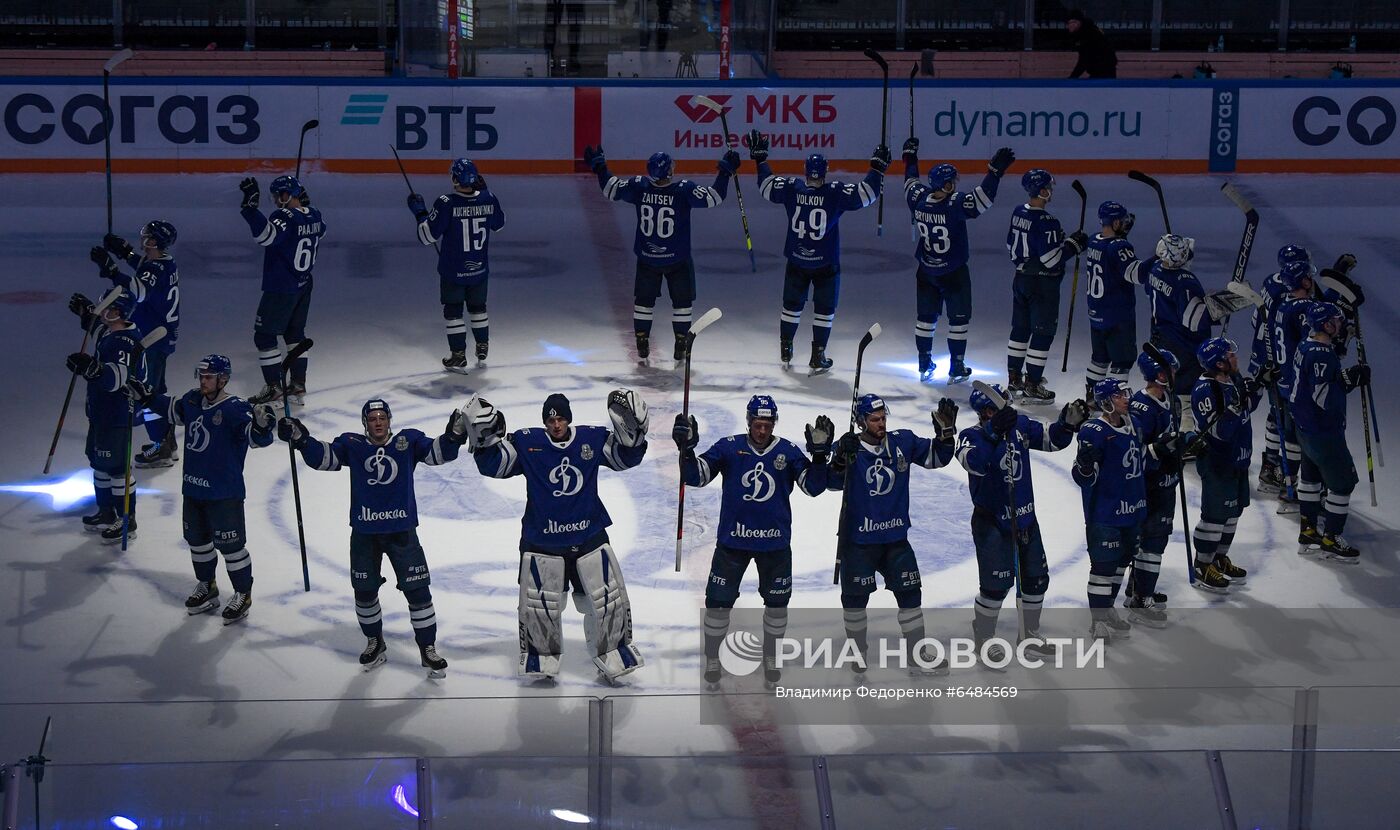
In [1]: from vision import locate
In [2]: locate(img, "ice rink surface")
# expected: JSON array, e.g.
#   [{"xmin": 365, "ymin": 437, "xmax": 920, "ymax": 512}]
[{"xmin": 1, "ymin": 171, "xmax": 1398, "ymax": 766}]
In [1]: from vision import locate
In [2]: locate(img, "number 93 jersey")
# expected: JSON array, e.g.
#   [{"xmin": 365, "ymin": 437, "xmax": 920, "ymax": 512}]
[
  {"xmin": 300, "ymin": 428, "xmax": 459, "ymax": 533},
  {"xmin": 1084, "ymin": 234, "xmax": 1145, "ymax": 329},
  {"xmin": 684, "ymin": 435, "xmax": 828, "ymax": 552},
  {"xmin": 828, "ymin": 430, "xmax": 953, "ymax": 545},
  {"xmin": 419, "ymin": 190, "xmax": 506, "ymax": 284},
  {"xmin": 603, "ymin": 177, "xmax": 722, "ymax": 266}
]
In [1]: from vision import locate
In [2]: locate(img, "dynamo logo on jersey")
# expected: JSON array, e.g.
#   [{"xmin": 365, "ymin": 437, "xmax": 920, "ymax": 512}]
[
  {"xmin": 549, "ymin": 457, "xmax": 584, "ymax": 497},
  {"xmin": 1000, "ymin": 446, "xmax": 1023, "ymax": 482},
  {"xmin": 866, "ymin": 459, "xmax": 895, "ymax": 496},
  {"xmin": 186, "ymin": 417, "xmax": 211, "ymax": 454},
  {"xmin": 740, "ymin": 462, "xmax": 776, "ymax": 503},
  {"xmin": 364, "ymin": 447, "xmax": 399, "ymax": 486}
]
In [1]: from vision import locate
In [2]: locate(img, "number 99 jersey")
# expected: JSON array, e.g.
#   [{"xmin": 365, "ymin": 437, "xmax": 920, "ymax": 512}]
[{"xmin": 419, "ymin": 190, "xmax": 507, "ymax": 284}]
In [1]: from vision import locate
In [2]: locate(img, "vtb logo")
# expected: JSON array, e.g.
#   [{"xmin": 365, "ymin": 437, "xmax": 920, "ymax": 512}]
[{"xmin": 675, "ymin": 95, "xmax": 731, "ymax": 123}]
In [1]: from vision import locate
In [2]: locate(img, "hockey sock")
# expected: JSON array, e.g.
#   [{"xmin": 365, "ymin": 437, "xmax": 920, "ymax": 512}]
[
  {"xmin": 1132, "ymin": 550, "xmax": 1163, "ymax": 598},
  {"xmin": 1025, "ymin": 340, "xmax": 1052, "ymax": 383},
  {"xmin": 841, "ymin": 606, "xmax": 869, "ymax": 658},
  {"xmin": 190, "ymin": 543, "xmax": 218, "ymax": 583},
  {"xmin": 1007, "ymin": 338, "xmax": 1028, "ymax": 373},
  {"xmin": 142, "ymin": 411, "xmax": 166, "ymax": 445},
  {"xmin": 1177, "ymin": 396, "xmax": 1197, "ymax": 432},
  {"xmin": 1020, "ymin": 591, "xmax": 1045, "ymax": 634},
  {"xmin": 947, "ymin": 322, "xmax": 969, "ymax": 362},
  {"xmin": 812, "ymin": 311, "xmax": 835, "ymax": 349},
  {"xmin": 634, "ymin": 303, "xmax": 655, "ymax": 336},
  {"xmin": 897, "ymin": 607, "xmax": 925, "ymax": 665},
  {"xmin": 1110, "ymin": 548, "xmax": 1135, "ymax": 599},
  {"xmin": 703, "ymin": 607, "xmax": 732, "ymax": 659},
  {"xmin": 409, "ymin": 601, "xmax": 438, "ymax": 647},
  {"xmin": 1298, "ymin": 477, "xmax": 1322, "ymax": 524},
  {"xmin": 445, "ymin": 316, "xmax": 468, "ymax": 353},
  {"xmin": 915, "ymin": 318, "xmax": 935, "ymax": 361},
  {"xmin": 1085, "ymin": 361, "xmax": 1108, "ymax": 392},
  {"xmin": 1193, "ymin": 520, "xmax": 1223, "ymax": 565},
  {"xmin": 287, "ymin": 340, "xmax": 308, "ymax": 385},
  {"xmin": 1087, "ymin": 561, "xmax": 1117, "ymax": 609},
  {"xmin": 1108, "ymin": 364, "xmax": 1131, "ymax": 384},
  {"xmin": 1217, "ymin": 517, "xmax": 1239, "ymax": 557},
  {"xmin": 671, "ymin": 306, "xmax": 692, "ymax": 337},
  {"xmin": 112, "ymin": 473, "xmax": 135, "ymax": 518},
  {"xmin": 780, "ymin": 307, "xmax": 802, "ymax": 344},
  {"xmin": 762, "ymin": 607, "xmax": 787, "ymax": 660},
  {"xmin": 469, "ymin": 310, "xmax": 489, "ymax": 344},
  {"xmin": 1264, "ymin": 411, "xmax": 1281, "ymax": 466},
  {"xmin": 256, "ymin": 346, "xmax": 282, "ymax": 385},
  {"xmin": 354, "ymin": 592, "xmax": 384, "ymax": 639},
  {"xmin": 973, "ymin": 589, "xmax": 1005, "ymax": 642},
  {"xmin": 1323, "ymin": 490, "xmax": 1352, "ymax": 536},
  {"xmin": 221, "ymin": 546, "xmax": 253, "ymax": 593},
  {"xmin": 93, "ymin": 470, "xmax": 114, "ymax": 509}
]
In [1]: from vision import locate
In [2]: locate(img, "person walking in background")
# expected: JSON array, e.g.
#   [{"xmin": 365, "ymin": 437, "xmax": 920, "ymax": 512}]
[{"xmin": 1067, "ymin": 9, "xmax": 1118, "ymax": 79}]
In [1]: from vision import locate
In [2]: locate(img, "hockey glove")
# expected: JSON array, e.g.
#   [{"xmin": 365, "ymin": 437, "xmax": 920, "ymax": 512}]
[
  {"xmin": 582, "ymin": 145, "xmax": 606, "ymax": 173},
  {"xmin": 901, "ymin": 137, "xmax": 919, "ymax": 159},
  {"xmin": 299, "ymin": 189, "xmax": 311, "ymax": 207},
  {"xmin": 103, "ymin": 233, "xmax": 133, "ymax": 260},
  {"xmin": 989, "ymin": 404, "xmax": 1019, "ymax": 438},
  {"xmin": 988, "ymin": 146, "xmax": 1015, "ymax": 177},
  {"xmin": 89, "ymin": 247, "xmax": 119, "ymax": 279},
  {"xmin": 672, "ymin": 413, "xmax": 699, "ymax": 452},
  {"xmin": 718, "ymin": 149, "xmax": 741, "ymax": 176},
  {"xmin": 252, "ymin": 403, "xmax": 277, "ymax": 431},
  {"xmin": 66, "ymin": 352, "xmax": 100, "ymax": 380},
  {"xmin": 1064, "ymin": 230, "xmax": 1089, "ymax": 256},
  {"xmin": 747, "ymin": 129, "xmax": 769, "ymax": 163},
  {"xmin": 465, "ymin": 396, "xmax": 506, "ymax": 452},
  {"xmin": 1334, "ymin": 253, "xmax": 1358, "ymax": 275},
  {"xmin": 277, "ymin": 416, "xmax": 309, "ymax": 449},
  {"xmin": 870, "ymin": 144, "xmax": 892, "ymax": 174},
  {"xmin": 123, "ymin": 378, "xmax": 153, "ymax": 406},
  {"xmin": 443, "ymin": 408, "xmax": 469, "ymax": 446},
  {"xmin": 239, "ymin": 177, "xmax": 260, "ymax": 210},
  {"xmin": 830, "ymin": 431, "xmax": 861, "ymax": 474},
  {"xmin": 932, "ymin": 398, "xmax": 959, "ymax": 441},
  {"xmin": 407, "ymin": 193, "xmax": 428, "ymax": 221},
  {"xmin": 1060, "ymin": 399, "xmax": 1091, "ymax": 431},
  {"xmin": 1074, "ymin": 440, "xmax": 1103, "ymax": 477},
  {"xmin": 1342, "ymin": 363, "xmax": 1371, "ymax": 392},
  {"xmin": 607, "ymin": 389, "xmax": 649, "ymax": 447},
  {"xmin": 69, "ymin": 292, "xmax": 94, "ymax": 318},
  {"xmin": 1148, "ymin": 431, "xmax": 1182, "ymax": 469},
  {"xmin": 805, "ymin": 414, "xmax": 835, "ymax": 457},
  {"xmin": 1254, "ymin": 362, "xmax": 1281, "ymax": 388}
]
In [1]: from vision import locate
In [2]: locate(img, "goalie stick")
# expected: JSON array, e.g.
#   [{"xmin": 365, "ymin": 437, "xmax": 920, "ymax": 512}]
[
  {"xmin": 864, "ymin": 48, "xmax": 890, "ymax": 237},
  {"xmin": 121, "ymin": 324, "xmax": 170, "ymax": 551},
  {"xmin": 45, "ymin": 287, "xmax": 123, "ymax": 474},
  {"xmin": 280, "ymin": 339, "xmax": 315, "ymax": 590},
  {"xmin": 971, "ymin": 380, "xmax": 1028, "ymax": 637},
  {"xmin": 689, "ymin": 97, "xmax": 756, "ymax": 272},
  {"xmin": 1219, "ymin": 183, "xmax": 1260, "ymax": 336},
  {"xmin": 834, "ymin": 323, "xmax": 882, "ymax": 584},
  {"xmin": 675, "ymin": 308, "xmax": 723, "ymax": 570}
]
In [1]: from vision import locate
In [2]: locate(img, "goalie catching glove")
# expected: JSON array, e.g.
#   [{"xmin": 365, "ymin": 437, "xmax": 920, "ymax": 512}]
[
  {"xmin": 1204, "ymin": 280, "xmax": 1265, "ymax": 321},
  {"xmin": 464, "ymin": 396, "xmax": 506, "ymax": 452},
  {"xmin": 607, "ymin": 389, "xmax": 649, "ymax": 448}
]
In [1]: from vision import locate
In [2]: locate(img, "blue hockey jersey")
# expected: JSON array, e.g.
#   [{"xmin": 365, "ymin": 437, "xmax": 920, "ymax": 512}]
[
  {"xmin": 757, "ymin": 162, "xmax": 881, "ymax": 269},
  {"xmin": 1006, "ymin": 205, "xmax": 1069, "ymax": 278},
  {"xmin": 828, "ymin": 430, "xmax": 954, "ymax": 545},
  {"xmin": 682, "ymin": 435, "xmax": 828, "ymax": 551},
  {"xmin": 1192, "ymin": 375, "xmax": 1261, "ymax": 470},
  {"xmin": 1248, "ymin": 271, "xmax": 1289, "ymax": 375},
  {"xmin": 956, "ymin": 415, "xmax": 1075, "ymax": 531},
  {"xmin": 241, "ymin": 205, "xmax": 327, "ymax": 293},
  {"xmin": 1085, "ymin": 234, "xmax": 1147, "ymax": 329},
  {"xmin": 152, "ymin": 390, "xmax": 273, "ymax": 500},
  {"xmin": 1290, "ymin": 339, "xmax": 1348, "ymax": 436},
  {"xmin": 107, "ymin": 252, "xmax": 179, "ymax": 355},
  {"xmin": 84, "ymin": 322, "xmax": 146, "ymax": 428},
  {"xmin": 598, "ymin": 171, "xmax": 729, "ymax": 266},
  {"xmin": 1072, "ymin": 415, "xmax": 1150, "ymax": 527},
  {"xmin": 1145, "ymin": 263, "xmax": 1210, "ymax": 358},
  {"xmin": 903, "ymin": 169, "xmax": 999, "ymax": 275},
  {"xmin": 418, "ymin": 189, "xmax": 506, "ymax": 284},
  {"xmin": 1129, "ymin": 387, "xmax": 1179, "ymax": 491},
  {"xmin": 300, "ymin": 427, "xmax": 459, "ymax": 533},
  {"xmin": 1270, "ymin": 295, "xmax": 1313, "ymax": 395}
]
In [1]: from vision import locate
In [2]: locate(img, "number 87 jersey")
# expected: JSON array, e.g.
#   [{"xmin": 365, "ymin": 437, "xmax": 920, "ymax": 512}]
[{"xmin": 419, "ymin": 190, "xmax": 507, "ymax": 284}]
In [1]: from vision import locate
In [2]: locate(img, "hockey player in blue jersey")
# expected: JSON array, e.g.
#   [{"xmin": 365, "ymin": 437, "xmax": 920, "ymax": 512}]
[
  {"xmin": 582, "ymin": 145, "xmax": 739, "ymax": 362},
  {"xmin": 1074, "ymin": 378, "xmax": 1175, "ymax": 637},
  {"xmin": 1005, "ymin": 169, "xmax": 1090, "ymax": 404},
  {"xmin": 239, "ymin": 174, "xmax": 326, "ymax": 406},
  {"xmin": 1125, "ymin": 348, "xmax": 1184, "ymax": 620},
  {"xmin": 1190, "ymin": 338, "xmax": 1266, "ymax": 593},
  {"xmin": 407, "ymin": 158, "xmax": 506, "ymax": 373},
  {"xmin": 470, "ymin": 390, "xmax": 650, "ymax": 682},
  {"xmin": 1252, "ymin": 245, "xmax": 1312, "ymax": 495},
  {"xmin": 1257, "ymin": 258, "xmax": 1321, "ymax": 514},
  {"xmin": 145, "ymin": 355, "xmax": 275, "ymax": 624},
  {"xmin": 901, "ymin": 140, "xmax": 1016, "ymax": 382},
  {"xmin": 1083, "ymin": 201, "xmax": 1153, "ymax": 403},
  {"xmin": 673, "ymin": 396, "xmax": 833, "ymax": 684},
  {"xmin": 65, "ymin": 290, "xmax": 148, "ymax": 543},
  {"xmin": 827, "ymin": 394, "xmax": 959, "ymax": 675},
  {"xmin": 957, "ymin": 384, "xmax": 1083, "ymax": 661},
  {"xmin": 749, "ymin": 129, "xmax": 889, "ymax": 373},
  {"xmin": 93, "ymin": 220, "xmax": 182, "ymax": 468},
  {"xmin": 1291, "ymin": 302, "xmax": 1369, "ymax": 563},
  {"xmin": 278, "ymin": 398, "xmax": 467, "ymax": 675}
]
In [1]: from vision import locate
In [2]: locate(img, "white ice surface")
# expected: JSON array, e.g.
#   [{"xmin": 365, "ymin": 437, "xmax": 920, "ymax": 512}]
[{"xmin": 1, "ymin": 172, "xmax": 1397, "ymax": 764}]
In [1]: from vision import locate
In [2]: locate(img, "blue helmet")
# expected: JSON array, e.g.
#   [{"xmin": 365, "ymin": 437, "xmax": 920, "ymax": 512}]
[
  {"xmin": 854, "ymin": 393, "xmax": 886, "ymax": 428},
  {"xmin": 270, "ymin": 175, "xmax": 303, "ymax": 199},
  {"xmin": 141, "ymin": 219, "xmax": 177, "ymax": 249},
  {"xmin": 927, "ymin": 163, "xmax": 959, "ymax": 190},
  {"xmin": 1021, "ymin": 168, "xmax": 1053, "ymax": 196},
  {"xmin": 361, "ymin": 398, "xmax": 392, "ymax": 430},
  {"xmin": 1305, "ymin": 300, "xmax": 1344, "ymax": 333},
  {"xmin": 646, "ymin": 152, "xmax": 674, "ymax": 181},
  {"xmin": 1196, "ymin": 337, "xmax": 1237, "ymax": 372},
  {"xmin": 1098, "ymin": 200, "xmax": 1128, "ymax": 226},
  {"xmin": 105, "ymin": 290, "xmax": 137, "ymax": 320},
  {"xmin": 1278, "ymin": 244, "xmax": 1312, "ymax": 272},
  {"xmin": 450, "ymin": 158, "xmax": 480, "ymax": 188},
  {"xmin": 746, "ymin": 394, "xmax": 778, "ymax": 424},
  {"xmin": 970, "ymin": 383, "xmax": 1009, "ymax": 413},
  {"xmin": 1093, "ymin": 377, "xmax": 1131, "ymax": 406},
  {"xmin": 805, "ymin": 153, "xmax": 829, "ymax": 181},
  {"xmin": 1137, "ymin": 348, "xmax": 1179, "ymax": 382},
  {"xmin": 1279, "ymin": 259, "xmax": 1315, "ymax": 292},
  {"xmin": 195, "ymin": 354, "xmax": 232, "ymax": 380}
]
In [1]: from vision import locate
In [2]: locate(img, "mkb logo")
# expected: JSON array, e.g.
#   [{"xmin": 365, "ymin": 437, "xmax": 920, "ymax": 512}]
[{"xmin": 718, "ymin": 630, "xmax": 763, "ymax": 676}]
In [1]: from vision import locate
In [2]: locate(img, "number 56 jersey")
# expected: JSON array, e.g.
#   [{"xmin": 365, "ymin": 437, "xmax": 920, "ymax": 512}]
[{"xmin": 682, "ymin": 436, "xmax": 829, "ymax": 552}]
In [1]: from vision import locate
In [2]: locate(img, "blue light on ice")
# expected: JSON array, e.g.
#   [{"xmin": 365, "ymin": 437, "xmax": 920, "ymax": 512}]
[
  {"xmin": 0, "ymin": 470, "xmax": 156, "ymax": 511},
  {"xmin": 392, "ymin": 784, "xmax": 419, "ymax": 818},
  {"xmin": 109, "ymin": 817, "xmax": 139, "ymax": 830}
]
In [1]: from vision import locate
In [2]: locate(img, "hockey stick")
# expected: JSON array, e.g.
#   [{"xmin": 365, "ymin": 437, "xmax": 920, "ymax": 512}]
[
  {"xmin": 833, "ymin": 323, "xmax": 882, "ymax": 584},
  {"xmin": 1144, "ymin": 341, "xmax": 1197, "ymax": 585},
  {"xmin": 295, "ymin": 119, "xmax": 319, "ymax": 179},
  {"xmin": 908, "ymin": 63, "xmax": 918, "ymax": 242},
  {"xmin": 971, "ymin": 380, "xmax": 1026, "ymax": 638},
  {"xmin": 1059, "ymin": 180, "xmax": 1088, "ymax": 373},
  {"xmin": 1352, "ymin": 313, "xmax": 1383, "ymax": 479},
  {"xmin": 675, "ymin": 307, "xmax": 723, "ymax": 571},
  {"xmin": 1219, "ymin": 183, "xmax": 1260, "ymax": 337},
  {"xmin": 1268, "ymin": 385, "xmax": 1298, "ymax": 503},
  {"xmin": 689, "ymin": 96, "xmax": 756, "ymax": 272},
  {"xmin": 1128, "ymin": 170, "xmax": 1170, "ymax": 233},
  {"xmin": 45, "ymin": 287, "xmax": 123, "ymax": 474},
  {"xmin": 864, "ymin": 48, "xmax": 889, "ymax": 237},
  {"xmin": 390, "ymin": 145, "xmax": 441, "ymax": 255},
  {"xmin": 1321, "ymin": 270, "xmax": 1383, "ymax": 468},
  {"xmin": 121, "ymin": 324, "xmax": 169, "ymax": 551},
  {"xmin": 102, "ymin": 48, "xmax": 133, "ymax": 236},
  {"xmin": 281, "ymin": 339, "xmax": 315, "ymax": 591}
]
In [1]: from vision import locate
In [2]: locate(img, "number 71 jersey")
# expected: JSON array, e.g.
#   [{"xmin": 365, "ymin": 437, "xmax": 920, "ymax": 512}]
[{"xmin": 419, "ymin": 190, "xmax": 507, "ymax": 284}]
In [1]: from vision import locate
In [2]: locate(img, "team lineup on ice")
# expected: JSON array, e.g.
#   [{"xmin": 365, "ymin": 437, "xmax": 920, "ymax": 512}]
[{"xmin": 12, "ymin": 121, "xmax": 1391, "ymax": 698}]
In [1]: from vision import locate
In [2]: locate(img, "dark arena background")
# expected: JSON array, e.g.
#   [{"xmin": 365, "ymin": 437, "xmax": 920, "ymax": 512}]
[{"xmin": 3, "ymin": 2, "xmax": 1400, "ymax": 828}]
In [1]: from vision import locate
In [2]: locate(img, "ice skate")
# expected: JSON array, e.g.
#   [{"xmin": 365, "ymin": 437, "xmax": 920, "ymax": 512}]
[
  {"xmin": 133, "ymin": 440, "xmax": 176, "ymax": 469},
  {"xmin": 634, "ymin": 331, "xmax": 650, "ymax": 363},
  {"xmin": 82, "ymin": 507, "xmax": 116, "ymax": 532},
  {"xmin": 948, "ymin": 359, "xmax": 972, "ymax": 384},
  {"xmin": 1321, "ymin": 534, "xmax": 1360, "ymax": 565},
  {"xmin": 1298, "ymin": 520, "xmax": 1324, "ymax": 555},
  {"xmin": 1020, "ymin": 377, "xmax": 1056, "ymax": 405},
  {"xmin": 1214, "ymin": 554, "xmax": 1247, "ymax": 584},
  {"xmin": 441, "ymin": 351, "xmax": 470, "ymax": 374},
  {"xmin": 1101, "ymin": 608, "xmax": 1133, "ymax": 639},
  {"xmin": 359, "ymin": 636, "xmax": 387, "ymax": 671},
  {"xmin": 285, "ymin": 382, "xmax": 306, "ymax": 407},
  {"xmin": 909, "ymin": 644, "xmax": 949, "ymax": 677},
  {"xmin": 1276, "ymin": 490, "xmax": 1300, "ymax": 515},
  {"xmin": 779, "ymin": 338, "xmax": 794, "ymax": 369},
  {"xmin": 918, "ymin": 353, "xmax": 936, "ymax": 384},
  {"xmin": 1193, "ymin": 562, "xmax": 1230, "ymax": 594},
  {"xmin": 1018, "ymin": 631, "xmax": 1059, "ymax": 661},
  {"xmin": 1008, "ymin": 368, "xmax": 1025, "ymax": 398},
  {"xmin": 100, "ymin": 516, "xmax": 135, "ymax": 545},
  {"xmin": 248, "ymin": 383, "xmax": 283, "ymax": 405},
  {"xmin": 764, "ymin": 655, "xmax": 782, "ymax": 686},
  {"xmin": 221, "ymin": 591, "xmax": 251, "ymax": 626},
  {"xmin": 184, "ymin": 580, "xmax": 220, "ymax": 615},
  {"xmin": 976, "ymin": 638, "xmax": 1008, "ymax": 672},
  {"xmin": 808, "ymin": 343, "xmax": 833, "ymax": 376},
  {"xmin": 1125, "ymin": 595, "xmax": 1168, "ymax": 629},
  {"xmin": 420, "ymin": 643, "xmax": 448, "ymax": 678},
  {"xmin": 475, "ymin": 340, "xmax": 489, "ymax": 365},
  {"xmin": 703, "ymin": 656, "xmax": 722, "ymax": 685},
  {"xmin": 673, "ymin": 333, "xmax": 688, "ymax": 361},
  {"xmin": 1257, "ymin": 460, "xmax": 1284, "ymax": 495}
]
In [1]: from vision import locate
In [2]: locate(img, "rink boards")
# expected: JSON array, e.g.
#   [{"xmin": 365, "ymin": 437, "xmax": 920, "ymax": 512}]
[{"xmin": 1, "ymin": 78, "xmax": 1398, "ymax": 174}]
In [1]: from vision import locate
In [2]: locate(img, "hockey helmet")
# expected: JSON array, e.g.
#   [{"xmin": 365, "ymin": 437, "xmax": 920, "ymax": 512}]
[
  {"xmin": 927, "ymin": 163, "xmax": 959, "ymax": 191},
  {"xmin": 451, "ymin": 158, "xmax": 480, "ymax": 188},
  {"xmin": 1136, "ymin": 348, "xmax": 1179, "ymax": 383},
  {"xmin": 746, "ymin": 394, "xmax": 778, "ymax": 424},
  {"xmin": 141, "ymin": 219, "xmax": 177, "ymax": 249},
  {"xmin": 804, "ymin": 153, "xmax": 829, "ymax": 181},
  {"xmin": 646, "ymin": 152, "xmax": 674, "ymax": 182}
]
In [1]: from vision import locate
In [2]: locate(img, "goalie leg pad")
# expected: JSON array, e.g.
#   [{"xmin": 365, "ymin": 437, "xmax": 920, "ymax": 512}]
[
  {"xmin": 575, "ymin": 544, "xmax": 644, "ymax": 680},
  {"xmin": 519, "ymin": 551, "xmax": 567, "ymax": 678}
]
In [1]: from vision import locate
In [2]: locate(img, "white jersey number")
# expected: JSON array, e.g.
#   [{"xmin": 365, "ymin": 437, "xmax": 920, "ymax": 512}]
[
  {"xmin": 918, "ymin": 223, "xmax": 951, "ymax": 254},
  {"xmin": 293, "ymin": 237, "xmax": 320, "ymax": 272},
  {"xmin": 791, "ymin": 207, "xmax": 828, "ymax": 241},
  {"xmin": 639, "ymin": 205, "xmax": 675, "ymax": 239},
  {"xmin": 460, "ymin": 217, "xmax": 490, "ymax": 252}
]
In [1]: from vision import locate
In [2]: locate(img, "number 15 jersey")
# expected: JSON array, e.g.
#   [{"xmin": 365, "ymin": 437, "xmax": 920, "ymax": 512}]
[{"xmin": 418, "ymin": 189, "xmax": 506, "ymax": 284}]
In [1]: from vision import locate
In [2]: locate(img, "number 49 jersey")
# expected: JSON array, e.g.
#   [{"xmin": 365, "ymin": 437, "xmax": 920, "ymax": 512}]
[
  {"xmin": 241, "ymin": 204, "xmax": 327, "ymax": 293},
  {"xmin": 758, "ymin": 161, "xmax": 881, "ymax": 270},
  {"xmin": 418, "ymin": 189, "xmax": 506, "ymax": 284},
  {"xmin": 602, "ymin": 175, "xmax": 726, "ymax": 266},
  {"xmin": 682, "ymin": 435, "xmax": 828, "ymax": 552}
]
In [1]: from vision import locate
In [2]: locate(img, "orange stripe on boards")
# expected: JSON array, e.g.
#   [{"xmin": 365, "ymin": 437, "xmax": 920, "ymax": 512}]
[{"xmin": 1233, "ymin": 158, "xmax": 1400, "ymax": 173}]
